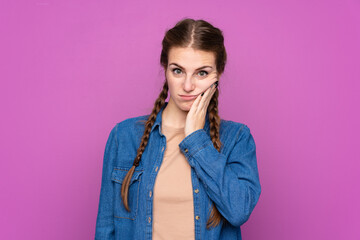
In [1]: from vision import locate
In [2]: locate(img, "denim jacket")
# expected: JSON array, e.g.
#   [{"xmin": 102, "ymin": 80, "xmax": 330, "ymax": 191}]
[{"xmin": 95, "ymin": 102, "xmax": 261, "ymax": 240}]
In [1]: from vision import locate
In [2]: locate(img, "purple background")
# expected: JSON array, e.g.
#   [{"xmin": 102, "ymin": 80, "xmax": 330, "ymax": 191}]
[{"xmin": 1, "ymin": 0, "xmax": 359, "ymax": 239}]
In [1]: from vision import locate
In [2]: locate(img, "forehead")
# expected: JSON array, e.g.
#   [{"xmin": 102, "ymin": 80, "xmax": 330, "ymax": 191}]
[{"xmin": 168, "ymin": 47, "xmax": 215, "ymax": 67}]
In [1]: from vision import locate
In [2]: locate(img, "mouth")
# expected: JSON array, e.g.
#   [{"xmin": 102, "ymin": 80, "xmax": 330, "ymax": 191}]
[{"xmin": 179, "ymin": 94, "xmax": 199, "ymax": 101}]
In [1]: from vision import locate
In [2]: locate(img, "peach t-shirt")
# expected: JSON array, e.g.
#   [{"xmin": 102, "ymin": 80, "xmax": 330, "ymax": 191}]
[{"xmin": 152, "ymin": 123, "xmax": 195, "ymax": 240}]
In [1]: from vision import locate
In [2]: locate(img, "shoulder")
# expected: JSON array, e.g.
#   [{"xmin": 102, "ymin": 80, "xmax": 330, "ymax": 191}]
[
  {"xmin": 218, "ymin": 118, "xmax": 254, "ymax": 152},
  {"xmin": 116, "ymin": 114, "xmax": 149, "ymax": 130},
  {"xmin": 111, "ymin": 115, "xmax": 149, "ymax": 142},
  {"xmin": 219, "ymin": 118, "xmax": 251, "ymax": 137}
]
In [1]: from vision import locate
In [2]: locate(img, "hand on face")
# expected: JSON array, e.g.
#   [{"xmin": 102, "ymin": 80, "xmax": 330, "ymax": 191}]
[{"xmin": 184, "ymin": 77, "xmax": 218, "ymax": 137}]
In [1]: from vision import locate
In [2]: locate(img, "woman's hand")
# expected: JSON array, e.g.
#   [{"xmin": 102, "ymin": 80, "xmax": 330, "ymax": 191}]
[{"xmin": 184, "ymin": 79, "xmax": 218, "ymax": 137}]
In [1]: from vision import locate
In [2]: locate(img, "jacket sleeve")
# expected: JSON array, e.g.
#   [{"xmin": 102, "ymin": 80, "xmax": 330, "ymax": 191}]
[
  {"xmin": 95, "ymin": 124, "xmax": 118, "ymax": 239},
  {"xmin": 178, "ymin": 124, "xmax": 261, "ymax": 227}
]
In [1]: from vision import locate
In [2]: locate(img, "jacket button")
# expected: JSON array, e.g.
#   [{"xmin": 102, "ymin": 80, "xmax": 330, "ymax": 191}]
[
  {"xmin": 148, "ymin": 217, "xmax": 151, "ymax": 223},
  {"xmin": 149, "ymin": 190, "xmax": 152, "ymax": 197},
  {"xmin": 184, "ymin": 148, "xmax": 188, "ymax": 153},
  {"xmin": 195, "ymin": 215, "xmax": 200, "ymax": 220},
  {"xmin": 194, "ymin": 189, "xmax": 199, "ymax": 193}
]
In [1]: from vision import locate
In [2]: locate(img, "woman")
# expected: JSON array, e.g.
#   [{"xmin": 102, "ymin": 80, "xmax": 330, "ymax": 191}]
[{"xmin": 95, "ymin": 18, "xmax": 261, "ymax": 240}]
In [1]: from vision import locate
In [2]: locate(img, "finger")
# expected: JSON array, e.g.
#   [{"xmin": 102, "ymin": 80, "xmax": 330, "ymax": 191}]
[
  {"xmin": 189, "ymin": 91, "xmax": 202, "ymax": 115},
  {"xmin": 203, "ymin": 80, "xmax": 218, "ymax": 112},
  {"xmin": 205, "ymin": 84, "xmax": 217, "ymax": 108},
  {"xmin": 197, "ymin": 80, "xmax": 217, "ymax": 113},
  {"xmin": 205, "ymin": 85, "xmax": 217, "ymax": 113}
]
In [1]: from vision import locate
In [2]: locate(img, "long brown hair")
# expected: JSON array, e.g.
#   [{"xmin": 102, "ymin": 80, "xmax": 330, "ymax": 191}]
[{"xmin": 121, "ymin": 18, "xmax": 227, "ymax": 229}]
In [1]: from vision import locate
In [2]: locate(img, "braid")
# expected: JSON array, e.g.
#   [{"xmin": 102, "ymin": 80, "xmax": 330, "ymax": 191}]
[
  {"xmin": 121, "ymin": 81, "xmax": 168, "ymax": 211},
  {"xmin": 205, "ymin": 87, "xmax": 224, "ymax": 229}
]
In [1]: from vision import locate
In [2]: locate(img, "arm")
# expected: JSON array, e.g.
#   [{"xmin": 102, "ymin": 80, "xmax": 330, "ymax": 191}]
[
  {"xmin": 95, "ymin": 124, "xmax": 118, "ymax": 239},
  {"xmin": 179, "ymin": 124, "xmax": 261, "ymax": 227}
]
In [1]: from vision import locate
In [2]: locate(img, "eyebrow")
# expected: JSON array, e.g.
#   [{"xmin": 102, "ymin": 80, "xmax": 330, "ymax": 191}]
[{"xmin": 169, "ymin": 63, "xmax": 213, "ymax": 70}]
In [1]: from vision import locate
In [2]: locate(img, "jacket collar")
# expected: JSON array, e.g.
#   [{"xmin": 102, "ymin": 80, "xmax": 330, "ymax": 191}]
[{"xmin": 150, "ymin": 101, "xmax": 210, "ymax": 135}]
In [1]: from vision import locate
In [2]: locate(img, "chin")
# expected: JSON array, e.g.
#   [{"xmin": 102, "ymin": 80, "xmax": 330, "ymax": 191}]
[{"xmin": 180, "ymin": 101, "xmax": 193, "ymax": 112}]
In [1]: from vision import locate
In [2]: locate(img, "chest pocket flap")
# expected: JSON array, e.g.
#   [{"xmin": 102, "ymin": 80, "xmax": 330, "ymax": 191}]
[
  {"xmin": 111, "ymin": 167, "xmax": 144, "ymax": 220},
  {"xmin": 111, "ymin": 168, "xmax": 144, "ymax": 185}
]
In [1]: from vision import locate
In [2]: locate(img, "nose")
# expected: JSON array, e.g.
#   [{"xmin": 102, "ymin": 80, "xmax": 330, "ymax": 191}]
[{"xmin": 183, "ymin": 75, "xmax": 195, "ymax": 92}]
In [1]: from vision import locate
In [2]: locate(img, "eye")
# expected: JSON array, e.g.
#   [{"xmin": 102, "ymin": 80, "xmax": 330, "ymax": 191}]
[
  {"xmin": 172, "ymin": 68, "xmax": 182, "ymax": 75},
  {"xmin": 198, "ymin": 70, "xmax": 208, "ymax": 77}
]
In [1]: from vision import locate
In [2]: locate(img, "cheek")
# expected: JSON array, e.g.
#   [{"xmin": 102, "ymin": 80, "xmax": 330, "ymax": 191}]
[
  {"xmin": 168, "ymin": 83, "xmax": 180, "ymax": 96},
  {"xmin": 166, "ymin": 74, "xmax": 181, "ymax": 90}
]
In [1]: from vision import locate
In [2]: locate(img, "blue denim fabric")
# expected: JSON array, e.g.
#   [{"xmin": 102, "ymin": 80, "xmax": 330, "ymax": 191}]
[{"xmin": 95, "ymin": 101, "xmax": 261, "ymax": 240}]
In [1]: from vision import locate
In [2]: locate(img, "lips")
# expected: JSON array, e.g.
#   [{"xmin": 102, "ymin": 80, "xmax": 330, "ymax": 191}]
[{"xmin": 179, "ymin": 94, "xmax": 199, "ymax": 100}]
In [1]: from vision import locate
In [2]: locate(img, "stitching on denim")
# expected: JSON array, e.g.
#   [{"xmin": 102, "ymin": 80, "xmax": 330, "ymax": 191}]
[
  {"xmin": 133, "ymin": 174, "xmax": 141, "ymax": 220},
  {"xmin": 111, "ymin": 170, "xmax": 143, "ymax": 184},
  {"xmin": 190, "ymin": 141, "xmax": 212, "ymax": 160},
  {"xmin": 114, "ymin": 215, "xmax": 134, "ymax": 220},
  {"xmin": 113, "ymin": 168, "xmax": 144, "ymax": 172},
  {"xmin": 199, "ymin": 190, "xmax": 202, "ymax": 240},
  {"xmin": 114, "ymin": 123, "xmax": 119, "ymax": 146},
  {"xmin": 188, "ymin": 141, "xmax": 212, "ymax": 159},
  {"xmin": 114, "ymin": 168, "xmax": 144, "ymax": 173}
]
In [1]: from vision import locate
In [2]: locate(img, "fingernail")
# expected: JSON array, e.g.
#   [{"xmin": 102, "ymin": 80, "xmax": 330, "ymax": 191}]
[{"xmin": 201, "ymin": 92, "xmax": 204, "ymax": 96}]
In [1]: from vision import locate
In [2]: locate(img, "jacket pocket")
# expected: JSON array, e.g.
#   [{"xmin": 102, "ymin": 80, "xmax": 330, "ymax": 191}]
[{"xmin": 111, "ymin": 167, "xmax": 144, "ymax": 220}]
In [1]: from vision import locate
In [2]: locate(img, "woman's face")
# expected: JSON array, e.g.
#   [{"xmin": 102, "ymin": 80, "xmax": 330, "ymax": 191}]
[{"xmin": 165, "ymin": 46, "xmax": 218, "ymax": 112}]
